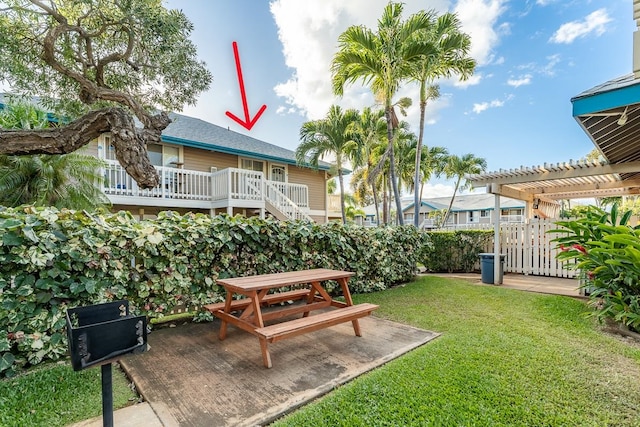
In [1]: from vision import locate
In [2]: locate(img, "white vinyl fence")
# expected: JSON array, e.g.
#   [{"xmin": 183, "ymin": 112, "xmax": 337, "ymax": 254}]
[{"xmin": 458, "ymin": 219, "xmax": 577, "ymax": 278}]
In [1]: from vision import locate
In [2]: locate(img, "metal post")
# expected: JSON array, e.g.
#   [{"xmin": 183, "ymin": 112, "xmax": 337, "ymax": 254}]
[
  {"xmin": 494, "ymin": 192, "xmax": 501, "ymax": 285},
  {"xmin": 101, "ymin": 363, "xmax": 114, "ymax": 427}
]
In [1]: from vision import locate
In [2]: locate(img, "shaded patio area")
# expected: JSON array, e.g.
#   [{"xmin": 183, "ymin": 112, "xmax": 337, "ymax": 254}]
[
  {"xmin": 120, "ymin": 315, "xmax": 438, "ymax": 427},
  {"xmin": 425, "ymin": 272, "xmax": 583, "ymax": 298}
]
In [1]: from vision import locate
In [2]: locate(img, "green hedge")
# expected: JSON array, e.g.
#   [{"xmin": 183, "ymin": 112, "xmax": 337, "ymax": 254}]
[
  {"xmin": 422, "ymin": 230, "xmax": 493, "ymax": 273},
  {"xmin": 0, "ymin": 206, "xmax": 428, "ymax": 377}
]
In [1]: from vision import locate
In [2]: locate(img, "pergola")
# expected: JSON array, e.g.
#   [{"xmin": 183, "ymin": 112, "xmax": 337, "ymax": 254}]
[{"xmin": 467, "ymin": 73, "xmax": 640, "ymax": 284}]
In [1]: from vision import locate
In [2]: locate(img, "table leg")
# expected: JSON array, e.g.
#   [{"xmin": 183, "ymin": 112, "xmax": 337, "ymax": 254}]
[
  {"xmin": 250, "ymin": 291, "xmax": 265, "ymax": 327},
  {"xmin": 259, "ymin": 338, "xmax": 272, "ymax": 368},
  {"xmin": 218, "ymin": 291, "xmax": 234, "ymax": 340},
  {"xmin": 337, "ymin": 277, "xmax": 362, "ymax": 336}
]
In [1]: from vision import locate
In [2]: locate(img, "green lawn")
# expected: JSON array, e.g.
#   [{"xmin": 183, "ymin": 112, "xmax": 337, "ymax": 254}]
[
  {"xmin": 0, "ymin": 362, "xmax": 136, "ymax": 427},
  {"xmin": 274, "ymin": 276, "xmax": 640, "ymax": 426},
  {"xmin": 4, "ymin": 276, "xmax": 640, "ymax": 426}
]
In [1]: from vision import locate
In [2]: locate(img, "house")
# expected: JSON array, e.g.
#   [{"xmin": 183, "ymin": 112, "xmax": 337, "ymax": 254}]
[
  {"xmin": 362, "ymin": 193, "xmax": 556, "ymax": 227},
  {"xmin": 0, "ymin": 94, "xmax": 342, "ymax": 222}
]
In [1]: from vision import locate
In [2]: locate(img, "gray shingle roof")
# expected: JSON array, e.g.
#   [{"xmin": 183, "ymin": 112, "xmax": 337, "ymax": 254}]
[
  {"xmin": 163, "ymin": 112, "xmax": 332, "ymax": 171},
  {"xmin": 363, "ymin": 193, "xmax": 525, "ymax": 215},
  {"xmin": 571, "ymin": 74, "xmax": 638, "ymax": 101}
]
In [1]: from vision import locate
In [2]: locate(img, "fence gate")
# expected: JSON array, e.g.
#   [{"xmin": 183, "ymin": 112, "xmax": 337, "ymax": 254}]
[{"xmin": 494, "ymin": 219, "xmax": 575, "ymax": 278}]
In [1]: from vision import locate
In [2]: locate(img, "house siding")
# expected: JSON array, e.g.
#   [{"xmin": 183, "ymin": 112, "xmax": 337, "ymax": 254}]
[
  {"xmin": 288, "ymin": 166, "xmax": 326, "ymax": 211},
  {"xmin": 183, "ymin": 148, "xmax": 237, "ymax": 172}
]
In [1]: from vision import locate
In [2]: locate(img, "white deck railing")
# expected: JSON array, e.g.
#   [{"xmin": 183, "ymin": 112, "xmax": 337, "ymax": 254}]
[
  {"xmin": 269, "ymin": 182, "xmax": 309, "ymax": 209},
  {"xmin": 103, "ymin": 161, "xmax": 212, "ymax": 200},
  {"xmin": 264, "ymin": 181, "xmax": 312, "ymax": 221},
  {"xmin": 102, "ymin": 163, "xmax": 310, "ymax": 221},
  {"xmin": 210, "ymin": 168, "xmax": 264, "ymax": 202}
]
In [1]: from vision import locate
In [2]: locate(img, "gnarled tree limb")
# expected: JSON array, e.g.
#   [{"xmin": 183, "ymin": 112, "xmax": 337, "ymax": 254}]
[{"xmin": 0, "ymin": 107, "xmax": 169, "ymax": 188}]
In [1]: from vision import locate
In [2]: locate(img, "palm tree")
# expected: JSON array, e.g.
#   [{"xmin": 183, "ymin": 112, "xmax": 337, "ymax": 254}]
[
  {"xmin": 332, "ymin": 2, "xmax": 435, "ymax": 225},
  {"xmin": 441, "ymin": 153, "xmax": 487, "ymax": 226},
  {"xmin": 296, "ymin": 105, "xmax": 359, "ymax": 224},
  {"xmin": 411, "ymin": 12, "xmax": 475, "ymax": 227},
  {"xmin": 350, "ymin": 107, "xmax": 387, "ymax": 225},
  {"xmin": 418, "ymin": 145, "xmax": 449, "ymax": 202},
  {"xmin": 0, "ymin": 100, "xmax": 110, "ymax": 210},
  {"xmin": 393, "ymin": 122, "xmax": 418, "ymax": 195}
]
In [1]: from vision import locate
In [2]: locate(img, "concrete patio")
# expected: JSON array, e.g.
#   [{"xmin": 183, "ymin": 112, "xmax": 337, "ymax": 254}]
[
  {"xmin": 114, "ymin": 314, "xmax": 438, "ymax": 427},
  {"xmin": 425, "ymin": 272, "xmax": 583, "ymax": 298}
]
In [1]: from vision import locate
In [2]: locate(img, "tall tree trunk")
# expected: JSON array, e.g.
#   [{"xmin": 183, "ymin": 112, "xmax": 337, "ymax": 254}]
[
  {"xmin": 338, "ymin": 170, "xmax": 347, "ymax": 224},
  {"xmin": 442, "ymin": 177, "xmax": 461, "ymax": 226},
  {"xmin": 372, "ymin": 174, "xmax": 381, "ymax": 226},
  {"xmin": 413, "ymin": 84, "xmax": 427, "ymax": 228},
  {"xmin": 418, "ymin": 181, "xmax": 425, "ymax": 226},
  {"xmin": 385, "ymin": 106, "xmax": 404, "ymax": 225},
  {"xmin": 382, "ymin": 173, "xmax": 388, "ymax": 224}
]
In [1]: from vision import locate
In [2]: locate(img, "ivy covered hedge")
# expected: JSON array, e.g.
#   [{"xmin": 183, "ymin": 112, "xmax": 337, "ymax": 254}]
[
  {"xmin": 422, "ymin": 230, "xmax": 493, "ymax": 273},
  {"xmin": 0, "ymin": 206, "xmax": 428, "ymax": 377}
]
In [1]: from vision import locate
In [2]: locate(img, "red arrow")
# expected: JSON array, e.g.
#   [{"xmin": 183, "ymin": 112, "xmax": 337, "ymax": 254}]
[{"xmin": 225, "ymin": 41, "xmax": 267, "ymax": 131}]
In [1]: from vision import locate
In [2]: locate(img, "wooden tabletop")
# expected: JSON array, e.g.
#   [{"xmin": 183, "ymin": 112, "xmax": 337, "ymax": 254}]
[{"xmin": 216, "ymin": 268, "xmax": 355, "ymax": 292}]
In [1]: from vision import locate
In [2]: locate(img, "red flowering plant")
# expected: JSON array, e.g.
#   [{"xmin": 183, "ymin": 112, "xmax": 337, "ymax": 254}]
[{"xmin": 552, "ymin": 203, "xmax": 640, "ymax": 332}]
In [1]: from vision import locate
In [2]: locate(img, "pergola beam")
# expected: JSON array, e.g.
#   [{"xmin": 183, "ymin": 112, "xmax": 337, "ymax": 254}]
[
  {"xmin": 469, "ymin": 160, "xmax": 640, "ymax": 186},
  {"xmin": 522, "ymin": 177, "xmax": 640, "ymax": 196},
  {"xmin": 486, "ymin": 183, "xmax": 534, "ymax": 202}
]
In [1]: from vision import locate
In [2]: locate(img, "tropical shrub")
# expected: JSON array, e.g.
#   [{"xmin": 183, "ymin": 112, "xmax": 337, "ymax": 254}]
[
  {"xmin": 422, "ymin": 230, "xmax": 492, "ymax": 273},
  {"xmin": 552, "ymin": 204, "xmax": 640, "ymax": 331},
  {"xmin": 0, "ymin": 206, "xmax": 428, "ymax": 377}
]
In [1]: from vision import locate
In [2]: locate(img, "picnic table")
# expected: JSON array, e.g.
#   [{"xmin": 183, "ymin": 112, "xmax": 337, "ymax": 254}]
[{"xmin": 204, "ymin": 268, "xmax": 378, "ymax": 368}]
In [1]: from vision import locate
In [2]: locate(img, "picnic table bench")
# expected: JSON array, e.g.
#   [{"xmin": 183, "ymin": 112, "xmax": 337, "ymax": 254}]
[{"xmin": 203, "ymin": 268, "xmax": 378, "ymax": 368}]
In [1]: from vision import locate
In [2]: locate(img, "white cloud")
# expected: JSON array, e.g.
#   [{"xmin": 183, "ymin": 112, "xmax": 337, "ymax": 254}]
[
  {"xmin": 507, "ymin": 74, "xmax": 532, "ymax": 87},
  {"xmin": 473, "ymin": 99, "xmax": 502, "ymax": 113},
  {"xmin": 536, "ymin": 0, "xmax": 555, "ymax": 5},
  {"xmin": 541, "ymin": 54, "xmax": 561, "ymax": 76},
  {"xmin": 420, "ymin": 183, "xmax": 459, "ymax": 198},
  {"xmin": 549, "ymin": 9, "xmax": 612, "ymax": 44},
  {"xmin": 472, "ymin": 94, "xmax": 513, "ymax": 114},
  {"xmin": 453, "ymin": 73, "xmax": 483, "ymax": 88},
  {"xmin": 497, "ymin": 22, "xmax": 511, "ymax": 36},
  {"xmin": 270, "ymin": 0, "xmax": 506, "ymax": 120},
  {"xmin": 454, "ymin": 0, "xmax": 508, "ymax": 66}
]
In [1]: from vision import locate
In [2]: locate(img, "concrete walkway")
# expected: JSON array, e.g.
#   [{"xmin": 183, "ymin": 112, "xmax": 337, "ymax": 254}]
[{"xmin": 425, "ymin": 272, "xmax": 584, "ymax": 298}]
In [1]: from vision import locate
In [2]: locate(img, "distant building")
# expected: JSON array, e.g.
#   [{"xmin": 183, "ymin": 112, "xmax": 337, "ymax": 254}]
[{"xmin": 362, "ymin": 193, "xmax": 559, "ymax": 228}]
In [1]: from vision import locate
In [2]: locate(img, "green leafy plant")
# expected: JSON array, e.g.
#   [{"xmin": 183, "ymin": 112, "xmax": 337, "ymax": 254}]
[
  {"xmin": 552, "ymin": 203, "xmax": 640, "ymax": 331},
  {"xmin": 422, "ymin": 230, "xmax": 492, "ymax": 273},
  {"xmin": 0, "ymin": 206, "xmax": 429, "ymax": 377}
]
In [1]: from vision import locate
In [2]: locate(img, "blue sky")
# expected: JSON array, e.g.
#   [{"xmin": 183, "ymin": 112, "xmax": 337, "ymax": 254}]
[{"xmin": 164, "ymin": 0, "xmax": 633, "ymax": 196}]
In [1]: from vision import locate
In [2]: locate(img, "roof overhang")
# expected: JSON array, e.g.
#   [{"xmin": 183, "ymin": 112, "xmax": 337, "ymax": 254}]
[{"xmin": 571, "ymin": 74, "xmax": 640, "ymax": 182}]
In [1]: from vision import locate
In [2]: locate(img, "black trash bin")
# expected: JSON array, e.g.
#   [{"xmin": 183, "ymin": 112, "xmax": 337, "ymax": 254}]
[{"xmin": 479, "ymin": 253, "xmax": 506, "ymax": 284}]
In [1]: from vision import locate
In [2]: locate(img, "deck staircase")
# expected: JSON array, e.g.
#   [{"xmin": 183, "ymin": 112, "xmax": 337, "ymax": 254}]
[{"xmin": 263, "ymin": 181, "xmax": 313, "ymax": 222}]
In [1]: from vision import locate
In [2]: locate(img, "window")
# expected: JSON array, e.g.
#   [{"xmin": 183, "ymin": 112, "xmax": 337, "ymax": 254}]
[
  {"xmin": 241, "ymin": 158, "xmax": 264, "ymax": 172},
  {"xmin": 480, "ymin": 210, "xmax": 489, "ymax": 218},
  {"xmin": 148, "ymin": 143, "xmax": 180, "ymax": 167},
  {"xmin": 468, "ymin": 211, "xmax": 475, "ymax": 222},
  {"xmin": 270, "ymin": 165, "xmax": 286, "ymax": 182}
]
